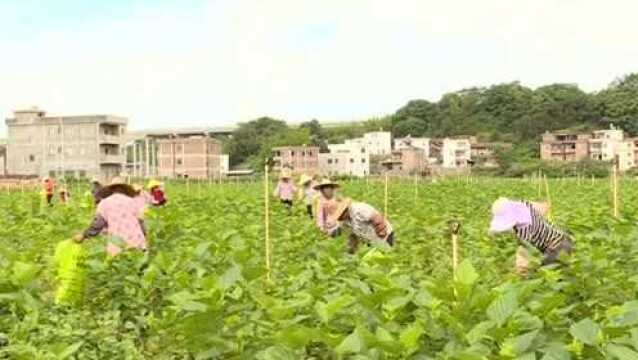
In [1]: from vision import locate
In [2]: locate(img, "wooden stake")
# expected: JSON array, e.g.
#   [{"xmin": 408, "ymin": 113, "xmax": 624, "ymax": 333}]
[
  {"xmin": 384, "ymin": 173, "xmax": 389, "ymax": 216},
  {"xmin": 414, "ymin": 173, "xmax": 418, "ymax": 204},
  {"xmin": 264, "ymin": 165, "xmax": 272, "ymax": 281},
  {"xmin": 537, "ymin": 171, "xmax": 542, "ymax": 198},
  {"xmin": 450, "ymin": 221, "xmax": 461, "ymax": 280}
]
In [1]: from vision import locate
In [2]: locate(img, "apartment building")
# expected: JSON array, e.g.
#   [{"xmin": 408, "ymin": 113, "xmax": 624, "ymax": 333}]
[
  {"xmin": 540, "ymin": 132, "xmax": 591, "ymax": 162},
  {"xmin": 343, "ymin": 131, "xmax": 392, "ymax": 156},
  {"xmin": 319, "ymin": 142, "xmax": 370, "ymax": 177},
  {"xmin": 471, "ymin": 142, "xmax": 509, "ymax": 168},
  {"xmin": 395, "ymin": 136, "xmax": 430, "ymax": 158},
  {"xmin": 0, "ymin": 141, "xmax": 6, "ymax": 176},
  {"xmin": 440, "ymin": 138, "xmax": 472, "ymax": 168},
  {"xmin": 5, "ymin": 107, "xmax": 127, "ymax": 178},
  {"xmin": 381, "ymin": 146, "xmax": 426, "ymax": 176},
  {"xmin": 157, "ymin": 136, "xmax": 223, "ymax": 179},
  {"xmin": 272, "ymin": 145, "xmax": 319, "ymax": 175}
]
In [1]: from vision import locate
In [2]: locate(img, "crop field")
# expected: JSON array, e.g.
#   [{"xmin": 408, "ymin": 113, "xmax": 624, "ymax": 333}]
[{"xmin": 2, "ymin": 177, "xmax": 638, "ymax": 359}]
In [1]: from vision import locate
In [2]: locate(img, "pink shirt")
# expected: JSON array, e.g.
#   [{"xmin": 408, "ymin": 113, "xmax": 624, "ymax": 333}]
[
  {"xmin": 316, "ymin": 196, "xmax": 339, "ymax": 233},
  {"xmin": 275, "ymin": 181, "xmax": 296, "ymax": 201},
  {"xmin": 97, "ymin": 193, "xmax": 147, "ymax": 256}
]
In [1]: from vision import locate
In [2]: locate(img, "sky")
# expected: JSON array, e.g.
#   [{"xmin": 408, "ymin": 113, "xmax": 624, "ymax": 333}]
[{"xmin": 1, "ymin": 0, "xmax": 637, "ymax": 135}]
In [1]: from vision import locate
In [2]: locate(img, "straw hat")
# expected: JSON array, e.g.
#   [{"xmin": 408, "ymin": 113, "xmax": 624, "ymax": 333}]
[
  {"xmin": 328, "ymin": 198, "xmax": 352, "ymax": 224},
  {"xmin": 299, "ymin": 174, "xmax": 313, "ymax": 186},
  {"xmin": 313, "ymin": 178, "xmax": 339, "ymax": 190},
  {"xmin": 147, "ymin": 180, "xmax": 163, "ymax": 190}
]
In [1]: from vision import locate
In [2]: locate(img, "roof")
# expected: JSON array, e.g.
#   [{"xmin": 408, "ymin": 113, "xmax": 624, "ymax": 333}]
[{"xmin": 128, "ymin": 126, "xmax": 236, "ymax": 139}]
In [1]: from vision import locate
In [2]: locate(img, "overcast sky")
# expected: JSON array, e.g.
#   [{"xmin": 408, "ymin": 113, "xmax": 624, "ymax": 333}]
[{"xmin": 1, "ymin": 0, "xmax": 637, "ymax": 135}]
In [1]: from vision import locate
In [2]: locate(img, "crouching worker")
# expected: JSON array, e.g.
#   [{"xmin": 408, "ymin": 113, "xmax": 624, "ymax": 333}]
[
  {"xmin": 314, "ymin": 179, "xmax": 340, "ymax": 237},
  {"xmin": 147, "ymin": 180, "xmax": 167, "ymax": 207},
  {"xmin": 330, "ymin": 198, "xmax": 394, "ymax": 254},
  {"xmin": 489, "ymin": 197, "xmax": 572, "ymax": 274},
  {"xmin": 74, "ymin": 177, "xmax": 147, "ymax": 257}
]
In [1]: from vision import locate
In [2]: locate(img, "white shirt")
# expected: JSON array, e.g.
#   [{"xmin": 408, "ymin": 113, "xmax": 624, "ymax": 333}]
[{"xmin": 343, "ymin": 202, "xmax": 393, "ymax": 242}]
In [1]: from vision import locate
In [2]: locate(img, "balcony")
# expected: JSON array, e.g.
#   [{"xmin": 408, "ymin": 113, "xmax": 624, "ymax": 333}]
[
  {"xmin": 99, "ymin": 134, "xmax": 121, "ymax": 144},
  {"xmin": 99, "ymin": 154, "xmax": 125, "ymax": 164}
]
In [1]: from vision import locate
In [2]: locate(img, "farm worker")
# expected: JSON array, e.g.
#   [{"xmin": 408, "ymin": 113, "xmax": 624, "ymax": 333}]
[
  {"xmin": 90, "ymin": 177, "xmax": 103, "ymax": 204},
  {"xmin": 43, "ymin": 177, "xmax": 55, "ymax": 205},
  {"xmin": 274, "ymin": 172, "xmax": 296, "ymax": 215},
  {"xmin": 74, "ymin": 177, "xmax": 147, "ymax": 256},
  {"xmin": 147, "ymin": 180, "xmax": 167, "ymax": 207},
  {"xmin": 329, "ymin": 198, "xmax": 395, "ymax": 254},
  {"xmin": 59, "ymin": 188, "xmax": 70, "ymax": 204},
  {"xmin": 314, "ymin": 179, "xmax": 341, "ymax": 237},
  {"xmin": 298, "ymin": 174, "xmax": 317, "ymax": 219},
  {"xmin": 489, "ymin": 197, "xmax": 573, "ymax": 274}
]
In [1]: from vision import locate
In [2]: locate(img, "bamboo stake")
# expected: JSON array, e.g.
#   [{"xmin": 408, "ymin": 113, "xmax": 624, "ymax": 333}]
[
  {"xmin": 537, "ymin": 171, "xmax": 542, "ymax": 198},
  {"xmin": 264, "ymin": 165, "xmax": 272, "ymax": 281},
  {"xmin": 384, "ymin": 173, "xmax": 389, "ymax": 216},
  {"xmin": 414, "ymin": 173, "xmax": 418, "ymax": 204},
  {"xmin": 450, "ymin": 221, "xmax": 461, "ymax": 280}
]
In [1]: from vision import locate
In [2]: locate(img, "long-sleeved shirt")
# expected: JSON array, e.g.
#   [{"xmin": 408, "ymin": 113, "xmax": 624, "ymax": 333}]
[
  {"xmin": 514, "ymin": 202, "xmax": 571, "ymax": 253},
  {"xmin": 274, "ymin": 181, "xmax": 296, "ymax": 201},
  {"xmin": 343, "ymin": 202, "xmax": 393, "ymax": 243},
  {"xmin": 301, "ymin": 185, "xmax": 316, "ymax": 205},
  {"xmin": 316, "ymin": 196, "xmax": 339, "ymax": 233},
  {"xmin": 83, "ymin": 193, "xmax": 147, "ymax": 256}
]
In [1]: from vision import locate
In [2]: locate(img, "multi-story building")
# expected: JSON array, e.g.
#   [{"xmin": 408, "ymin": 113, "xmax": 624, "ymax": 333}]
[
  {"xmin": 157, "ymin": 136, "xmax": 222, "ymax": 179},
  {"xmin": 540, "ymin": 132, "xmax": 591, "ymax": 162},
  {"xmin": 272, "ymin": 145, "xmax": 319, "ymax": 175},
  {"xmin": 381, "ymin": 146, "xmax": 426, "ymax": 176},
  {"xmin": 440, "ymin": 138, "xmax": 471, "ymax": 168},
  {"xmin": 362, "ymin": 131, "xmax": 392, "ymax": 155},
  {"xmin": 319, "ymin": 142, "xmax": 370, "ymax": 177},
  {"xmin": 4, "ymin": 107, "xmax": 127, "ymax": 178},
  {"xmin": 395, "ymin": 136, "xmax": 430, "ymax": 158},
  {"xmin": 0, "ymin": 141, "xmax": 6, "ymax": 176},
  {"xmin": 470, "ymin": 142, "xmax": 510, "ymax": 168}
]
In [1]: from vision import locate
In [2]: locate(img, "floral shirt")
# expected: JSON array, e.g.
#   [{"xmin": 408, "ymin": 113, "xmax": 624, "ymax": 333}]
[
  {"xmin": 274, "ymin": 181, "xmax": 296, "ymax": 201},
  {"xmin": 343, "ymin": 202, "xmax": 393, "ymax": 243}
]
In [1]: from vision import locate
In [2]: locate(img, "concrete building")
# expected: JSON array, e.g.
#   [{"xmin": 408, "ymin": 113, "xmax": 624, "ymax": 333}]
[
  {"xmin": 471, "ymin": 142, "xmax": 510, "ymax": 168},
  {"xmin": 381, "ymin": 146, "xmax": 426, "ymax": 176},
  {"xmin": 395, "ymin": 136, "xmax": 430, "ymax": 158},
  {"xmin": 342, "ymin": 131, "xmax": 392, "ymax": 157},
  {"xmin": 540, "ymin": 132, "xmax": 591, "ymax": 162},
  {"xmin": 588, "ymin": 127, "xmax": 635, "ymax": 170},
  {"xmin": 319, "ymin": 142, "xmax": 370, "ymax": 177},
  {"xmin": 272, "ymin": 145, "xmax": 320, "ymax": 175},
  {"xmin": 157, "ymin": 136, "xmax": 223, "ymax": 179},
  {"xmin": 440, "ymin": 138, "xmax": 472, "ymax": 168},
  {"xmin": 5, "ymin": 107, "xmax": 127, "ymax": 178}
]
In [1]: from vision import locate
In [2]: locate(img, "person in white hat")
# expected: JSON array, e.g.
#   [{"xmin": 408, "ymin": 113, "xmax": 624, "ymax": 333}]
[
  {"xmin": 329, "ymin": 198, "xmax": 394, "ymax": 254},
  {"xmin": 313, "ymin": 179, "xmax": 341, "ymax": 237},
  {"xmin": 298, "ymin": 174, "xmax": 317, "ymax": 219},
  {"xmin": 74, "ymin": 177, "xmax": 147, "ymax": 256},
  {"xmin": 274, "ymin": 172, "xmax": 297, "ymax": 215}
]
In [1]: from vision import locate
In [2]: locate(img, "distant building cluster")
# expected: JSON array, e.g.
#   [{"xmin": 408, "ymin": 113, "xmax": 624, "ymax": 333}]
[
  {"xmin": 3, "ymin": 107, "xmax": 231, "ymax": 180},
  {"xmin": 272, "ymin": 132, "xmax": 500, "ymax": 177},
  {"xmin": 540, "ymin": 126, "xmax": 636, "ymax": 170}
]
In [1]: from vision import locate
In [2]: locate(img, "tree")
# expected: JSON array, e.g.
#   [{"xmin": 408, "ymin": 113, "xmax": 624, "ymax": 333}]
[
  {"xmin": 595, "ymin": 73, "xmax": 638, "ymax": 135},
  {"xmin": 224, "ymin": 117, "xmax": 287, "ymax": 166},
  {"xmin": 300, "ymin": 119, "xmax": 327, "ymax": 151}
]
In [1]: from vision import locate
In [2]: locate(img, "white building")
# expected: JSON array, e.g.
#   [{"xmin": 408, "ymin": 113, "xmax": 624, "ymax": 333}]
[
  {"xmin": 362, "ymin": 131, "xmax": 392, "ymax": 155},
  {"xmin": 442, "ymin": 138, "xmax": 471, "ymax": 168},
  {"xmin": 589, "ymin": 126, "xmax": 635, "ymax": 170},
  {"xmin": 395, "ymin": 136, "xmax": 430, "ymax": 158},
  {"xmin": 220, "ymin": 154, "xmax": 230, "ymax": 175},
  {"xmin": 319, "ymin": 142, "xmax": 370, "ymax": 177}
]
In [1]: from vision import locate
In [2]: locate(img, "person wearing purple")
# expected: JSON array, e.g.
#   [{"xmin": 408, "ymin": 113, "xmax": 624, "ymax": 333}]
[{"xmin": 489, "ymin": 197, "xmax": 572, "ymax": 274}]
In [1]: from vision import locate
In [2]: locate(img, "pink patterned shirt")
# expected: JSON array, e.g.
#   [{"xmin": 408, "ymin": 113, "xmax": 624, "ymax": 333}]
[
  {"xmin": 97, "ymin": 193, "xmax": 147, "ymax": 256},
  {"xmin": 274, "ymin": 181, "xmax": 296, "ymax": 201}
]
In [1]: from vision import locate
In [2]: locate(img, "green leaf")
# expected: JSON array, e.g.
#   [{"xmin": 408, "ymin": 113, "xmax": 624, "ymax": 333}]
[
  {"xmin": 399, "ymin": 322, "xmax": 424, "ymax": 354},
  {"xmin": 219, "ymin": 264, "xmax": 242, "ymax": 290},
  {"xmin": 500, "ymin": 330, "xmax": 538, "ymax": 357},
  {"xmin": 336, "ymin": 330, "xmax": 364, "ymax": 355},
  {"xmin": 541, "ymin": 342, "xmax": 571, "ymax": 360},
  {"xmin": 456, "ymin": 259, "xmax": 479, "ymax": 285},
  {"xmin": 606, "ymin": 344, "xmax": 638, "ymax": 360},
  {"xmin": 569, "ymin": 318, "xmax": 600, "ymax": 345},
  {"xmin": 57, "ymin": 341, "xmax": 84, "ymax": 359},
  {"xmin": 315, "ymin": 295, "xmax": 355, "ymax": 323},
  {"xmin": 466, "ymin": 321, "xmax": 495, "ymax": 345},
  {"xmin": 11, "ymin": 261, "xmax": 38, "ymax": 286},
  {"xmin": 487, "ymin": 291, "xmax": 518, "ymax": 326},
  {"xmin": 259, "ymin": 345, "xmax": 296, "ymax": 360}
]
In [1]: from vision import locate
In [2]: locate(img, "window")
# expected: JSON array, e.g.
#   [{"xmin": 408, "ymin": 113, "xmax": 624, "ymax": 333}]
[
  {"xmin": 291, "ymin": 151, "xmax": 295, "ymax": 156},
  {"xmin": 361, "ymin": 158, "xmax": 366, "ymax": 163},
  {"xmin": 327, "ymin": 159, "xmax": 333, "ymax": 164},
  {"xmin": 361, "ymin": 148, "xmax": 365, "ymax": 153},
  {"xmin": 350, "ymin": 158, "xmax": 354, "ymax": 163},
  {"xmin": 275, "ymin": 151, "xmax": 281, "ymax": 157},
  {"xmin": 176, "ymin": 145, "xmax": 183, "ymax": 152},
  {"xmin": 58, "ymin": 146, "xmax": 62, "ymax": 154},
  {"xmin": 177, "ymin": 158, "xmax": 183, "ymax": 165},
  {"xmin": 29, "ymin": 155, "xmax": 35, "ymax": 162},
  {"xmin": 308, "ymin": 151, "xmax": 313, "ymax": 156},
  {"xmin": 301, "ymin": 151, "xmax": 306, "ymax": 156},
  {"xmin": 335, "ymin": 159, "xmax": 339, "ymax": 164}
]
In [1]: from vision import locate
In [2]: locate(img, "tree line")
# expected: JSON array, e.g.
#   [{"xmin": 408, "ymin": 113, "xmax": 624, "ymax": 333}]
[{"xmin": 224, "ymin": 73, "xmax": 638, "ymax": 174}]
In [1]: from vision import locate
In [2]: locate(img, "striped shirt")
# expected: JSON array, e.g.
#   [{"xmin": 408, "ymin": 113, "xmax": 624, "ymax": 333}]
[
  {"xmin": 514, "ymin": 202, "xmax": 570, "ymax": 253},
  {"xmin": 343, "ymin": 202, "xmax": 393, "ymax": 243}
]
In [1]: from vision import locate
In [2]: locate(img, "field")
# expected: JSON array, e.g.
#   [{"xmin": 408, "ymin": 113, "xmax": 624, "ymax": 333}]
[{"xmin": 2, "ymin": 177, "xmax": 638, "ymax": 359}]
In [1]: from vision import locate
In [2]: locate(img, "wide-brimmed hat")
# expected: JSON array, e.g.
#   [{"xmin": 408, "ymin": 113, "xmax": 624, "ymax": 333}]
[
  {"xmin": 299, "ymin": 174, "xmax": 313, "ymax": 186},
  {"xmin": 98, "ymin": 177, "xmax": 137, "ymax": 199},
  {"xmin": 91, "ymin": 177, "xmax": 100, "ymax": 183},
  {"xmin": 313, "ymin": 179, "xmax": 339, "ymax": 190},
  {"xmin": 147, "ymin": 180, "xmax": 163, "ymax": 190},
  {"xmin": 489, "ymin": 197, "xmax": 531, "ymax": 234},
  {"xmin": 328, "ymin": 198, "xmax": 352, "ymax": 224}
]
